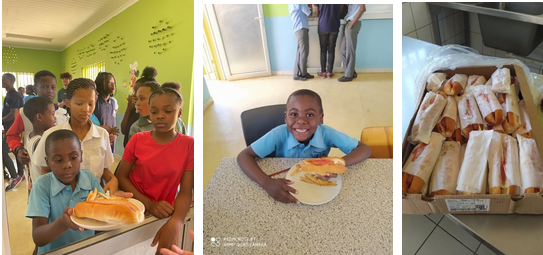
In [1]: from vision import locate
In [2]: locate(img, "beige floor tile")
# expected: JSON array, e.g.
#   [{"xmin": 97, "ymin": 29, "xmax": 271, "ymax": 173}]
[{"xmin": 203, "ymin": 73, "xmax": 393, "ymax": 191}]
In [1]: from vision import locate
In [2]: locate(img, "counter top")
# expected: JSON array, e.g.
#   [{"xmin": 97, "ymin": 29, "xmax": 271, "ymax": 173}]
[
  {"xmin": 428, "ymin": 2, "xmax": 543, "ymax": 25},
  {"xmin": 203, "ymin": 158, "xmax": 392, "ymax": 254}
]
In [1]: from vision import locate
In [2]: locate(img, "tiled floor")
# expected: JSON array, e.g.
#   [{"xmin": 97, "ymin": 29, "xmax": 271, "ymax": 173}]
[
  {"xmin": 3, "ymin": 153, "xmax": 121, "ymax": 255},
  {"xmin": 403, "ymin": 214, "xmax": 500, "ymax": 255},
  {"xmin": 203, "ymin": 73, "xmax": 394, "ymax": 191}
]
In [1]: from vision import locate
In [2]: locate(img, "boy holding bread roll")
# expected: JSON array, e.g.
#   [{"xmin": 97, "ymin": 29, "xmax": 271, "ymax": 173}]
[
  {"xmin": 25, "ymin": 130, "xmax": 132, "ymax": 254},
  {"xmin": 237, "ymin": 89, "xmax": 372, "ymax": 204}
]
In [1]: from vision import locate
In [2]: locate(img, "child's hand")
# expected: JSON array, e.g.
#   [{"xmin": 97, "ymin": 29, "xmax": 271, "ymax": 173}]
[
  {"xmin": 314, "ymin": 173, "xmax": 338, "ymax": 181},
  {"xmin": 104, "ymin": 177, "xmax": 119, "ymax": 195},
  {"xmin": 263, "ymin": 178, "xmax": 299, "ymax": 204},
  {"xmin": 148, "ymin": 201, "xmax": 175, "ymax": 218},
  {"xmin": 110, "ymin": 126, "xmax": 120, "ymax": 136},
  {"xmin": 16, "ymin": 147, "xmax": 30, "ymax": 165},
  {"xmin": 159, "ymin": 230, "xmax": 193, "ymax": 255},
  {"xmin": 151, "ymin": 219, "xmax": 182, "ymax": 255},
  {"xmin": 61, "ymin": 207, "xmax": 84, "ymax": 231}
]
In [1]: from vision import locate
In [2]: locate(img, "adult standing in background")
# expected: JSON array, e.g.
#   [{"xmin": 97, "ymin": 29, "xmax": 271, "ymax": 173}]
[
  {"xmin": 315, "ymin": 4, "xmax": 342, "ymax": 79},
  {"xmin": 18, "ymin": 87, "xmax": 25, "ymax": 97},
  {"xmin": 94, "ymin": 72, "xmax": 119, "ymax": 153},
  {"xmin": 338, "ymin": 4, "xmax": 366, "ymax": 82},
  {"xmin": 288, "ymin": 4, "xmax": 314, "ymax": 81},
  {"xmin": 58, "ymin": 72, "xmax": 72, "ymax": 108},
  {"xmin": 2, "ymin": 73, "xmax": 25, "ymax": 189}
]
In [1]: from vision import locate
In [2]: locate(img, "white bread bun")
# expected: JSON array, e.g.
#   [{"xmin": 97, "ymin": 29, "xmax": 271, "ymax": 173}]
[{"xmin": 75, "ymin": 197, "xmax": 144, "ymax": 225}]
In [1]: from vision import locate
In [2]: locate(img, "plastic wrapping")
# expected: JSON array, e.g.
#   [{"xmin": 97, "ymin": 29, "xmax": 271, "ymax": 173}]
[
  {"xmin": 497, "ymin": 83, "xmax": 521, "ymax": 134},
  {"xmin": 403, "ymin": 132, "xmax": 446, "ymax": 189},
  {"xmin": 471, "ymin": 86, "xmax": 504, "ymax": 125},
  {"xmin": 468, "ymin": 75, "xmax": 487, "ymax": 86},
  {"xmin": 456, "ymin": 130, "xmax": 493, "ymax": 194},
  {"xmin": 409, "ymin": 91, "xmax": 447, "ymax": 144},
  {"xmin": 488, "ymin": 132, "xmax": 520, "ymax": 195},
  {"xmin": 517, "ymin": 135, "xmax": 543, "ymax": 194},
  {"xmin": 426, "ymin": 72, "xmax": 447, "ymax": 92},
  {"xmin": 456, "ymin": 89, "xmax": 484, "ymax": 138},
  {"xmin": 514, "ymin": 100, "xmax": 533, "ymax": 138},
  {"xmin": 436, "ymin": 96, "xmax": 457, "ymax": 137},
  {"xmin": 491, "ymin": 68, "xmax": 511, "ymax": 94},
  {"xmin": 429, "ymin": 141, "xmax": 461, "ymax": 196}
]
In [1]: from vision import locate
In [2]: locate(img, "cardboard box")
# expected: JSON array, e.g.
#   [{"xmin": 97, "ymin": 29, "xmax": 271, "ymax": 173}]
[{"xmin": 402, "ymin": 64, "xmax": 543, "ymax": 215}]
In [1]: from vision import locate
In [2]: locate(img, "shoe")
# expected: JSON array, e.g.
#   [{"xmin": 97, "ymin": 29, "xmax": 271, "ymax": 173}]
[
  {"xmin": 353, "ymin": 72, "xmax": 358, "ymax": 78},
  {"xmin": 5, "ymin": 175, "xmax": 23, "ymax": 192},
  {"xmin": 293, "ymin": 76, "xmax": 306, "ymax": 81},
  {"xmin": 304, "ymin": 73, "xmax": 314, "ymax": 79},
  {"xmin": 21, "ymin": 174, "xmax": 25, "ymax": 182},
  {"xmin": 317, "ymin": 72, "xmax": 326, "ymax": 78},
  {"xmin": 326, "ymin": 72, "xmax": 334, "ymax": 78},
  {"xmin": 338, "ymin": 76, "xmax": 353, "ymax": 82}
]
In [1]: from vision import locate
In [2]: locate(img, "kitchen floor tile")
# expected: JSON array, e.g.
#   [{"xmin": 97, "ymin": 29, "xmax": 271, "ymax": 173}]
[
  {"xmin": 417, "ymin": 25, "xmax": 433, "ymax": 44},
  {"xmin": 476, "ymin": 243, "xmax": 499, "ymax": 255},
  {"xmin": 403, "ymin": 3, "xmax": 416, "ymax": 35},
  {"xmin": 426, "ymin": 214, "xmax": 444, "ymax": 224},
  {"xmin": 411, "ymin": 2, "xmax": 430, "ymax": 30},
  {"xmin": 439, "ymin": 215, "xmax": 481, "ymax": 252},
  {"xmin": 416, "ymin": 227, "xmax": 474, "ymax": 255},
  {"xmin": 403, "ymin": 214, "xmax": 437, "ymax": 255}
]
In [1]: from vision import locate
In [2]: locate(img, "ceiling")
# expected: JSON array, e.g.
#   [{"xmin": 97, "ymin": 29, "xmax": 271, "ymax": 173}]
[{"xmin": 2, "ymin": 0, "xmax": 138, "ymax": 51}]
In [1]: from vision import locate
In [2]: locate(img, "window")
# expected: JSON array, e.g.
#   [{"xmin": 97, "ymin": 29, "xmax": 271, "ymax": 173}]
[
  {"xmin": 1, "ymin": 71, "xmax": 34, "ymax": 97},
  {"xmin": 81, "ymin": 62, "xmax": 105, "ymax": 80}
]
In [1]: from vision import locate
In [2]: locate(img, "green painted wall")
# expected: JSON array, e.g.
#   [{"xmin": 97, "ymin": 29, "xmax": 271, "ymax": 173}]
[
  {"xmin": 2, "ymin": 47, "xmax": 62, "ymax": 90},
  {"xmin": 263, "ymin": 4, "xmax": 289, "ymax": 17}
]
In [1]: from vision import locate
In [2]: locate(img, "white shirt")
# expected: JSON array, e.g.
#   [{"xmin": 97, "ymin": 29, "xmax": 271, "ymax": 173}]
[
  {"xmin": 345, "ymin": 4, "xmax": 362, "ymax": 22},
  {"xmin": 26, "ymin": 133, "xmax": 42, "ymax": 182},
  {"xmin": 31, "ymin": 121, "xmax": 114, "ymax": 180},
  {"xmin": 19, "ymin": 106, "xmax": 68, "ymax": 145}
]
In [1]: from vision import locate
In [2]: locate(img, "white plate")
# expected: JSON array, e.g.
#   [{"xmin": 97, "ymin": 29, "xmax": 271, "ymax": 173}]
[
  {"xmin": 71, "ymin": 198, "xmax": 145, "ymax": 231},
  {"xmin": 285, "ymin": 164, "xmax": 342, "ymax": 205}
]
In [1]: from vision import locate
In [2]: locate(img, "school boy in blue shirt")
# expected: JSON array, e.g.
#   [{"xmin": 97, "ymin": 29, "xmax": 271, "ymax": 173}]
[
  {"xmin": 26, "ymin": 130, "xmax": 131, "ymax": 254},
  {"xmin": 237, "ymin": 89, "xmax": 372, "ymax": 203}
]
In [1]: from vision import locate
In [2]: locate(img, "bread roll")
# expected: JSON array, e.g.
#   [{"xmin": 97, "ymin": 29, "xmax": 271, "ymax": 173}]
[
  {"xmin": 444, "ymin": 74, "xmax": 468, "ymax": 96},
  {"xmin": 299, "ymin": 157, "xmax": 347, "ymax": 175},
  {"xmin": 488, "ymin": 132, "xmax": 521, "ymax": 196},
  {"xmin": 429, "ymin": 141, "xmax": 462, "ymax": 196},
  {"xmin": 456, "ymin": 130, "xmax": 493, "ymax": 195},
  {"xmin": 456, "ymin": 90, "xmax": 485, "ymax": 139},
  {"xmin": 410, "ymin": 91, "xmax": 447, "ymax": 144},
  {"xmin": 491, "ymin": 68, "xmax": 511, "ymax": 94},
  {"xmin": 435, "ymin": 96, "xmax": 457, "ymax": 138},
  {"xmin": 497, "ymin": 84, "xmax": 521, "ymax": 134},
  {"xmin": 75, "ymin": 197, "xmax": 144, "ymax": 225},
  {"xmin": 467, "ymin": 75, "xmax": 487, "ymax": 86},
  {"xmin": 403, "ymin": 132, "xmax": 446, "ymax": 194},
  {"xmin": 426, "ymin": 72, "xmax": 447, "ymax": 92},
  {"xmin": 445, "ymin": 114, "xmax": 466, "ymax": 144},
  {"xmin": 513, "ymin": 100, "xmax": 533, "ymax": 138},
  {"xmin": 517, "ymin": 135, "xmax": 543, "ymax": 194},
  {"xmin": 471, "ymin": 85, "xmax": 504, "ymax": 125}
]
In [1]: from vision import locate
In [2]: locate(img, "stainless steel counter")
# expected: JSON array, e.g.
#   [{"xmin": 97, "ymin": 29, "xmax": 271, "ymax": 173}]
[
  {"xmin": 402, "ymin": 36, "xmax": 543, "ymax": 255},
  {"xmin": 428, "ymin": 2, "xmax": 543, "ymax": 25}
]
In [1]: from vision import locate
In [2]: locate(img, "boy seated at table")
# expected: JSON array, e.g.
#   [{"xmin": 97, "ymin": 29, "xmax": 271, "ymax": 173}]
[
  {"xmin": 26, "ymin": 130, "xmax": 130, "ymax": 254},
  {"xmin": 237, "ymin": 89, "xmax": 372, "ymax": 204}
]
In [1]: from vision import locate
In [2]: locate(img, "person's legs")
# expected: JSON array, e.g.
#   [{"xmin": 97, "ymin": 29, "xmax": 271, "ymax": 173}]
[
  {"xmin": 2, "ymin": 135, "xmax": 17, "ymax": 178},
  {"xmin": 294, "ymin": 30, "xmax": 302, "ymax": 78},
  {"xmin": 300, "ymin": 28, "xmax": 310, "ymax": 77},
  {"xmin": 15, "ymin": 153, "xmax": 24, "ymax": 177},
  {"xmin": 327, "ymin": 32, "xmax": 339, "ymax": 74},
  {"xmin": 318, "ymin": 30, "xmax": 329, "ymax": 74},
  {"xmin": 339, "ymin": 21, "xmax": 361, "ymax": 81},
  {"xmin": 294, "ymin": 29, "xmax": 309, "ymax": 79}
]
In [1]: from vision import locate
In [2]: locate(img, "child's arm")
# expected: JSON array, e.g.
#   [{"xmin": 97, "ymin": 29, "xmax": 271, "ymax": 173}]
[
  {"xmin": 32, "ymin": 207, "xmax": 84, "ymax": 247},
  {"xmin": 116, "ymin": 160, "xmax": 174, "ymax": 218},
  {"xmin": 102, "ymin": 168, "xmax": 119, "ymax": 194},
  {"xmin": 237, "ymin": 147, "xmax": 299, "ymax": 204},
  {"xmin": 6, "ymin": 112, "xmax": 28, "ymax": 164},
  {"xmin": 343, "ymin": 141, "xmax": 372, "ymax": 166},
  {"xmin": 151, "ymin": 171, "xmax": 193, "ymax": 255}
]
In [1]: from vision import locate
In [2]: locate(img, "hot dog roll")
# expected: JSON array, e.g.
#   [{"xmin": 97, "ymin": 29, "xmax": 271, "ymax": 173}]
[
  {"xmin": 445, "ymin": 114, "xmax": 466, "ymax": 144},
  {"xmin": 410, "ymin": 91, "xmax": 447, "ymax": 144},
  {"xmin": 471, "ymin": 85, "xmax": 504, "ymax": 125},
  {"xmin": 488, "ymin": 133, "xmax": 521, "ymax": 195},
  {"xmin": 403, "ymin": 132, "xmax": 446, "ymax": 194},
  {"xmin": 426, "ymin": 72, "xmax": 447, "ymax": 92},
  {"xmin": 467, "ymin": 75, "xmax": 487, "ymax": 86},
  {"xmin": 298, "ymin": 157, "xmax": 347, "ymax": 175},
  {"xmin": 435, "ymin": 96, "xmax": 457, "ymax": 138},
  {"xmin": 497, "ymin": 84, "xmax": 521, "ymax": 134},
  {"xmin": 491, "ymin": 68, "xmax": 511, "ymax": 94},
  {"xmin": 456, "ymin": 130, "xmax": 494, "ymax": 195},
  {"xmin": 456, "ymin": 90, "xmax": 485, "ymax": 139},
  {"xmin": 513, "ymin": 100, "xmax": 533, "ymax": 138},
  {"xmin": 443, "ymin": 74, "xmax": 468, "ymax": 96},
  {"xmin": 517, "ymin": 135, "xmax": 543, "ymax": 194},
  {"xmin": 74, "ymin": 196, "xmax": 144, "ymax": 224},
  {"xmin": 429, "ymin": 141, "xmax": 462, "ymax": 196}
]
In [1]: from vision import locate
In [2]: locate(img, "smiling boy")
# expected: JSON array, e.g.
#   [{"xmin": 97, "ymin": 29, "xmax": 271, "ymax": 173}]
[{"xmin": 237, "ymin": 89, "xmax": 372, "ymax": 203}]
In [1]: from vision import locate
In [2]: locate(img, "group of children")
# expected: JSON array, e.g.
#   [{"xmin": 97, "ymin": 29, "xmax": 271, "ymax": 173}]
[
  {"xmin": 288, "ymin": 4, "xmax": 366, "ymax": 82},
  {"xmin": 2, "ymin": 69, "xmax": 193, "ymax": 254}
]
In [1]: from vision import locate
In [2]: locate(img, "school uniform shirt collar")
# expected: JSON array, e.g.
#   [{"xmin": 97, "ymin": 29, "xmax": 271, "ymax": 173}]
[
  {"xmin": 63, "ymin": 120, "xmax": 102, "ymax": 141},
  {"xmin": 286, "ymin": 125, "xmax": 326, "ymax": 149},
  {"xmin": 50, "ymin": 171, "xmax": 92, "ymax": 197},
  {"xmin": 137, "ymin": 116, "xmax": 151, "ymax": 125}
]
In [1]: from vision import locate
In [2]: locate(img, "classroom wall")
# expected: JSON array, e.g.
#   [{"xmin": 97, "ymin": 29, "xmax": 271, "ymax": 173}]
[
  {"xmin": 262, "ymin": 4, "xmax": 393, "ymax": 72},
  {"xmin": 203, "ymin": 77, "xmax": 211, "ymax": 104},
  {"xmin": 1, "ymin": 47, "xmax": 62, "ymax": 88}
]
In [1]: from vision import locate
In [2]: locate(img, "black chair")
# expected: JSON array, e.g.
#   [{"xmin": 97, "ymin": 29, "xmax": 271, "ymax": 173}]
[{"xmin": 240, "ymin": 104, "xmax": 286, "ymax": 147}]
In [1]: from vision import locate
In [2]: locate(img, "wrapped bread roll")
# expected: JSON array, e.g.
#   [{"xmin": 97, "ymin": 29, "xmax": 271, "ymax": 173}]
[
  {"xmin": 435, "ymin": 96, "xmax": 457, "ymax": 138},
  {"xmin": 491, "ymin": 68, "xmax": 511, "ymax": 94},
  {"xmin": 426, "ymin": 72, "xmax": 447, "ymax": 92},
  {"xmin": 403, "ymin": 132, "xmax": 446, "ymax": 194},
  {"xmin": 517, "ymin": 135, "xmax": 543, "ymax": 194},
  {"xmin": 513, "ymin": 100, "xmax": 533, "ymax": 138},
  {"xmin": 471, "ymin": 85, "xmax": 504, "ymax": 125},
  {"xmin": 429, "ymin": 141, "xmax": 462, "ymax": 196},
  {"xmin": 497, "ymin": 84, "xmax": 521, "ymax": 134},
  {"xmin": 456, "ymin": 90, "xmax": 485, "ymax": 139},
  {"xmin": 410, "ymin": 91, "xmax": 447, "ymax": 144},
  {"xmin": 444, "ymin": 74, "xmax": 468, "ymax": 96},
  {"xmin": 456, "ymin": 130, "xmax": 493, "ymax": 195},
  {"xmin": 468, "ymin": 75, "xmax": 487, "ymax": 86},
  {"xmin": 445, "ymin": 114, "xmax": 466, "ymax": 144},
  {"xmin": 488, "ymin": 133, "xmax": 521, "ymax": 195}
]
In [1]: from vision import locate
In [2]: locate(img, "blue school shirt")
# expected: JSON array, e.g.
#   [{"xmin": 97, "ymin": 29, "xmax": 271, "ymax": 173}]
[
  {"xmin": 26, "ymin": 170, "xmax": 104, "ymax": 254},
  {"xmin": 345, "ymin": 4, "xmax": 361, "ymax": 22},
  {"xmin": 250, "ymin": 124, "xmax": 359, "ymax": 158},
  {"xmin": 315, "ymin": 4, "xmax": 341, "ymax": 33},
  {"xmin": 288, "ymin": 4, "xmax": 311, "ymax": 32}
]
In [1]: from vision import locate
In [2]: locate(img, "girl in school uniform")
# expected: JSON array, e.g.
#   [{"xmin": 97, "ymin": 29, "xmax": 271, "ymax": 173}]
[
  {"xmin": 94, "ymin": 72, "xmax": 119, "ymax": 152},
  {"xmin": 32, "ymin": 78, "xmax": 118, "ymax": 193}
]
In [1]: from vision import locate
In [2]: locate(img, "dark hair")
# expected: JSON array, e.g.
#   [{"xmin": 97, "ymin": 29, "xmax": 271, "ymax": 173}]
[
  {"xmin": 149, "ymin": 88, "xmax": 183, "ymax": 105},
  {"xmin": 3, "ymin": 73, "xmax": 15, "ymax": 82},
  {"xmin": 140, "ymin": 81, "xmax": 161, "ymax": 93},
  {"xmin": 23, "ymin": 97, "xmax": 54, "ymax": 124},
  {"xmin": 66, "ymin": 78, "xmax": 96, "ymax": 100},
  {"xmin": 45, "ymin": 130, "xmax": 81, "ymax": 156},
  {"xmin": 135, "ymin": 66, "xmax": 158, "ymax": 84},
  {"xmin": 287, "ymin": 89, "xmax": 323, "ymax": 113},
  {"xmin": 26, "ymin": 85, "xmax": 35, "ymax": 94},
  {"xmin": 59, "ymin": 72, "xmax": 73, "ymax": 80},
  {"xmin": 161, "ymin": 81, "xmax": 181, "ymax": 91},
  {"xmin": 34, "ymin": 70, "xmax": 56, "ymax": 85},
  {"xmin": 94, "ymin": 72, "xmax": 117, "ymax": 97}
]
